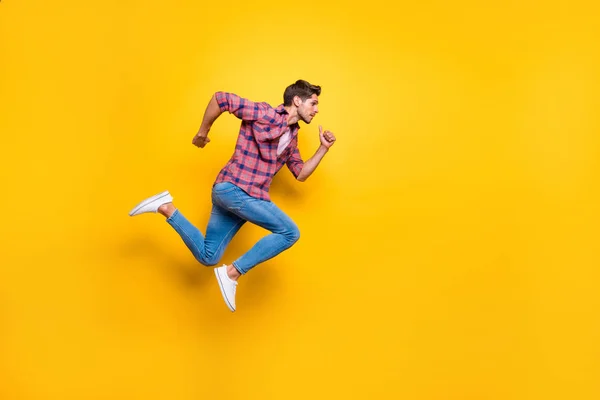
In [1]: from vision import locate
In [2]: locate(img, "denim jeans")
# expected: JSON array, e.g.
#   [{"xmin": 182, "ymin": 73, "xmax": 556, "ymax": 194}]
[{"xmin": 166, "ymin": 182, "xmax": 300, "ymax": 274}]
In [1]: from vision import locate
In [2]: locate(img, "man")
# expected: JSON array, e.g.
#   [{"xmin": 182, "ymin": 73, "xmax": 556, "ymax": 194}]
[{"xmin": 128, "ymin": 79, "xmax": 336, "ymax": 312}]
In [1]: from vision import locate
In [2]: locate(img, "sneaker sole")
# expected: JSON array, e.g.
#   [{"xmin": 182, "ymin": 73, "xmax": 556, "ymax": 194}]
[
  {"xmin": 128, "ymin": 191, "xmax": 170, "ymax": 216},
  {"xmin": 215, "ymin": 269, "xmax": 236, "ymax": 312}
]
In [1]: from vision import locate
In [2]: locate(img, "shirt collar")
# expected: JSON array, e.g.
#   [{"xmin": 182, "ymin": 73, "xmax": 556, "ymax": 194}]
[{"xmin": 275, "ymin": 104, "xmax": 300, "ymax": 132}]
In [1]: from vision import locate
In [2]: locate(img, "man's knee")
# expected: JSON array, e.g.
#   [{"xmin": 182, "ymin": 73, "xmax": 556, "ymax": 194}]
[
  {"xmin": 284, "ymin": 223, "xmax": 300, "ymax": 245},
  {"xmin": 197, "ymin": 252, "xmax": 219, "ymax": 267}
]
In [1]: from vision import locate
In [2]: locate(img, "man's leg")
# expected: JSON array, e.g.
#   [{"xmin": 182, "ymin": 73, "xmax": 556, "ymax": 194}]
[
  {"xmin": 212, "ymin": 184, "xmax": 300, "ymax": 312},
  {"xmin": 161, "ymin": 202, "xmax": 246, "ymax": 266},
  {"xmin": 130, "ymin": 189, "xmax": 248, "ymax": 313},
  {"xmin": 129, "ymin": 190, "xmax": 245, "ymax": 266},
  {"xmin": 228, "ymin": 191, "xmax": 300, "ymax": 277}
]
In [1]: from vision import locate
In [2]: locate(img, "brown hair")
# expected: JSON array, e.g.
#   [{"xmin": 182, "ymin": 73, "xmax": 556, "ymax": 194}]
[{"xmin": 283, "ymin": 80, "xmax": 321, "ymax": 106}]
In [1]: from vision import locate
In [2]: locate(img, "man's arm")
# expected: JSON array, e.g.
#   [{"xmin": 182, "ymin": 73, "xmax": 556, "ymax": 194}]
[
  {"xmin": 296, "ymin": 126, "xmax": 336, "ymax": 182},
  {"xmin": 192, "ymin": 92, "xmax": 264, "ymax": 148},
  {"xmin": 192, "ymin": 94, "xmax": 222, "ymax": 148}
]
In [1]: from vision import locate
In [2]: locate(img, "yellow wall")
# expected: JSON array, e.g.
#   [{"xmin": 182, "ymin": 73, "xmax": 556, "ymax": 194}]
[{"xmin": 1, "ymin": 1, "xmax": 599, "ymax": 399}]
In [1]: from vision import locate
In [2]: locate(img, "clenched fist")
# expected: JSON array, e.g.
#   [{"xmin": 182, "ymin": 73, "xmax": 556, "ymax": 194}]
[
  {"xmin": 319, "ymin": 125, "xmax": 336, "ymax": 149},
  {"xmin": 192, "ymin": 133, "xmax": 211, "ymax": 148}
]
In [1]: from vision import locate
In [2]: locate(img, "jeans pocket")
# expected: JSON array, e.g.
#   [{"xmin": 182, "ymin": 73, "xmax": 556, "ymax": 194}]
[
  {"xmin": 213, "ymin": 183, "xmax": 244, "ymax": 211},
  {"xmin": 212, "ymin": 182, "xmax": 237, "ymax": 194}
]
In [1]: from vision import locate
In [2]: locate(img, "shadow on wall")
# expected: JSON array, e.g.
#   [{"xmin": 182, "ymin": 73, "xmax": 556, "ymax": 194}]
[{"xmin": 118, "ymin": 230, "xmax": 286, "ymax": 312}]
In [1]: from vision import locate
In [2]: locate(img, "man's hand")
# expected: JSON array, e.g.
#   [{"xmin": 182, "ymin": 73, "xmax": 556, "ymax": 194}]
[
  {"xmin": 319, "ymin": 125, "xmax": 336, "ymax": 149},
  {"xmin": 296, "ymin": 126, "xmax": 335, "ymax": 181},
  {"xmin": 192, "ymin": 132, "xmax": 211, "ymax": 148}
]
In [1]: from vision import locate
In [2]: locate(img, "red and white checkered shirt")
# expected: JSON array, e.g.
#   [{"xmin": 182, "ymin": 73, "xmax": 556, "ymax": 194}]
[{"xmin": 213, "ymin": 91, "xmax": 305, "ymax": 201}]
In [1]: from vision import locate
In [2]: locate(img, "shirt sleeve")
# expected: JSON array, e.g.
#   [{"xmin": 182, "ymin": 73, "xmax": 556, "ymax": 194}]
[
  {"xmin": 286, "ymin": 146, "xmax": 305, "ymax": 179},
  {"xmin": 215, "ymin": 91, "xmax": 265, "ymax": 121}
]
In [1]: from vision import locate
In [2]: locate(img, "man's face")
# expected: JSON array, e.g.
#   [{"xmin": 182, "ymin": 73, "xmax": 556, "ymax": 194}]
[{"xmin": 296, "ymin": 94, "xmax": 319, "ymax": 124}]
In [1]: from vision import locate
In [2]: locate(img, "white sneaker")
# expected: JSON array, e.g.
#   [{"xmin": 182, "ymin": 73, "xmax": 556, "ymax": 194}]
[
  {"xmin": 215, "ymin": 265, "xmax": 237, "ymax": 312},
  {"xmin": 128, "ymin": 191, "xmax": 173, "ymax": 216}
]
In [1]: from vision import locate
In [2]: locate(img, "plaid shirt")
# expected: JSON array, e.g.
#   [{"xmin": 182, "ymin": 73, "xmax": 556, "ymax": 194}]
[{"xmin": 213, "ymin": 91, "xmax": 305, "ymax": 201}]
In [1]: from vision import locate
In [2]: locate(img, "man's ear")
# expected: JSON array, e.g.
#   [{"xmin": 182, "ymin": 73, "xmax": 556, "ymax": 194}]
[{"xmin": 293, "ymin": 95, "xmax": 302, "ymax": 107}]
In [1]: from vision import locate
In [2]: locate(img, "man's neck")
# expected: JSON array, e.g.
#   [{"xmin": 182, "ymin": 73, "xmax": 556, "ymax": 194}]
[{"xmin": 284, "ymin": 106, "xmax": 299, "ymax": 126}]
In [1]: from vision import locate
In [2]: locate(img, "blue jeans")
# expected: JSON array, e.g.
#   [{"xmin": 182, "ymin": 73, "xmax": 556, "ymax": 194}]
[{"xmin": 166, "ymin": 182, "xmax": 300, "ymax": 274}]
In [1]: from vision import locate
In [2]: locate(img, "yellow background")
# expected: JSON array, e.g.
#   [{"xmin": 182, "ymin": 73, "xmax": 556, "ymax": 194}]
[{"xmin": 1, "ymin": 0, "xmax": 599, "ymax": 399}]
